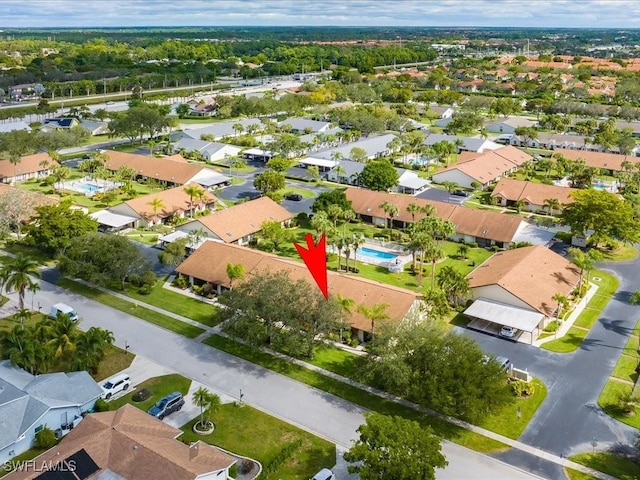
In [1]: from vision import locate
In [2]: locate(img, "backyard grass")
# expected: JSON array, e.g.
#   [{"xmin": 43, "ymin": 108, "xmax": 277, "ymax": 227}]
[
  {"xmin": 570, "ymin": 453, "xmax": 640, "ymax": 480},
  {"xmin": 108, "ymin": 374, "xmax": 192, "ymax": 411},
  {"xmin": 57, "ymin": 278, "xmax": 206, "ymax": 338},
  {"xmin": 542, "ymin": 270, "xmax": 618, "ymax": 353},
  {"xmin": 123, "ymin": 231, "xmax": 159, "ymax": 245},
  {"xmin": 115, "ymin": 276, "xmax": 221, "ymax": 327},
  {"xmin": 0, "ymin": 312, "xmax": 44, "ymax": 333},
  {"xmin": 204, "ymin": 334, "xmax": 508, "ymax": 453},
  {"xmin": 478, "ymin": 378, "xmax": 547, "ymax": 440},
  {"xmin": 180, "ymin": 405, "xmax": 336, "ymax": 480}
]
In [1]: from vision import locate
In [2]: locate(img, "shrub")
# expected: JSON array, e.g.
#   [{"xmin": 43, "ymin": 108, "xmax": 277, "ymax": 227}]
[
  {"xmin": 511, "ymin": 380, "xmax": 535, "ymax": 397},
  {"xmin": 94, "ymin": 398, "xmax": 110, "ymax": 412},
  {"xmin": 629, "ymin": 291, "xmax": 640, "ymax": 305},
  {"xmin": 544, "ymin": 321, "xmax": 560, "ymax": 333},
  {"xmin": 140, "ymin": 270, "xmax": 157, "ymax": 287},
  {"xmin": 34, "ymin": 427, "xmax": 57, "ymax": 449},
  {"xmin": 173, "ymin": 275, "xmax": 188, "ymax": 289},
  {"xmin": 468, "ymin": 242, "xmax": 478, "ymax": 248},
  {"xmin": 237, "ymin": 459, "xmax": 254, "ymax": 475},
  {"xmin": 133, "ymin": 388, "xmax": 152, "ymax": 402},
  {"xmin": 138, "ymin": 284, "xmax": 152, "ymax": 295}
]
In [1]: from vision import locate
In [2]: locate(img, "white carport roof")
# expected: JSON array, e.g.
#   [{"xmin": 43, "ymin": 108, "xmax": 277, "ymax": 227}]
[
  {"xmin": 195, "ymin": 172, "xmax": 231, "ymax": 187},
  {"xmin": 512, "ymin": 222, "xmax": 557, "ymax": 246},
  {"xmin": 399, "ymin": 175, "xmax": 429, "ymax": 190},
  {"xmin": 89, "ymin": 210, "xmax": 138, "ymax": 228},
  {"xmin": 158, "ymin": 230, "xmax": 189, "ymax": 243},
  {"xmin": 299, "ymin": 157, "xmax": 338, "ymax": 168},
  {"xmin": 464, "ymin": 298, "xmax": 545, "ymax": 332}
]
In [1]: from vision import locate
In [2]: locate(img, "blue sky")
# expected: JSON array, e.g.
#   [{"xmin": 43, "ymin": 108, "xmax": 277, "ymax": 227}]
[{"xmin": 1, "ymin": 0, "xmax": 639, "ymax": 28}]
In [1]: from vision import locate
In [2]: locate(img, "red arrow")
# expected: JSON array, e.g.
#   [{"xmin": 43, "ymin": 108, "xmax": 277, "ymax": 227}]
[{"xmin": 294, "ymin": 233, "xmax": 328, "ymax": 300}]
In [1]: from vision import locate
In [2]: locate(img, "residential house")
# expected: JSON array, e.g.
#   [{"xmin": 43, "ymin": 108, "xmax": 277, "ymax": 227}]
[
  {"xmin": 161, "ymin": 196, "xmax": 293, "ymax": 247},
  {"xmin": 102, "ymin": 150, "xmax": 229, "ymax": 188},
  {"xmin": 423, "ymin": 104, "xmax": 455, "ymax": 119},
  {"xmin": 93, "ymin": 185, "xmax": 217, "ymax": 229},
  {"xmin": 485, "ymin": 117, "xmax": 537, "ymax": 134},
  {"xmin": 553, "ymin": 148, "xmax": 629, "ymax": 173},
  {"xmin": 510, "ymin": 132, "xmax": 602, "ymax": 152},
  {"xmin": 78, "ymin": 119, "xmax": 110, "ymax": 136},
  {"xmin": 0, "ymin": 152, "xmax": 59, "ymax": 184},
  {"xmin": 182, "ymin": 118, "xmax": 264, "ymax": 141},
  {"xmin": 615, "ymin": 121, "xmax": 640, "ymax": 138},
  {"xmin": 175, "ymin": 241, "xmax": 422, "ymax": 340},
  {"xmin": 326, "ymin": 159, "xmax": 364, "ymax": 184},
  {"xmin": 3, "ymin": 404, "xmax": 236, "ymax": 480},
  {"xmin": 313, "ymin": 133, "xmax": 398, "ymax": 161},
  {"xmin": 396, "ymin": 169, "xmax": 430, "ymax": 195},
  {"xmin": 41, "ymin": 117, "xmax": 80, "ymax": 132},
  {"xmin": 491, "ymin": 178, "xmax": 577, "ymax": 213},
  {"xmin": 424, "ymin": 134, "xmax": 502, "ymax": 154},
  {"xmin": 464, "ymin": 246, "xmax": 580, "ymax": 343},
  {"xmin": 241, "ymin": 147, "xmax": 276, "ymax": 162},
  {"xmin": 172, "ymin": 138, "xmax": 242, "ymax": 162},
  {"xmin": 0, "ymin": 360, "xmax": 103, "ymax": 465},
  {"xmin": 323, "ymin": 160, "xmax": 428, "ymax": 194},
  {"xmin": 0, "ymin": 121, "xmax": 31, "ymax": 133},
  {"xmin": 431, "ymin": 146, "xmax": 532, "ymax": 189},
  {"xmin": 344, "ymin": 187, "xmax": 548, "ymax": 248},
  {"xmin": 279, "ymin": 117, "xmax": 334, "ymax": 134}
]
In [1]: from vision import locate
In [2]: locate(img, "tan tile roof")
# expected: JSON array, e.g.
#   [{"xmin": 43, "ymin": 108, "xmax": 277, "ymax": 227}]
[
  {"xmin": 553, "ymin": 148, "xmax": 628, "ymax": 172},
  {"xmin": 103, "ymin": 150, "xmax": 205, "ymax": 184},
  {"xmin": 0, "ymin": 183, "xmax": 58, "ymax": 221},
  {"xmin": 435, "ymin": 146, "xmax": 531, "ymax": 184},
  {"xmin": 3, "ymin": 404, "xmax": 235, "ymax": 480},
  {"xmin": 345, "ymin": 188, "xmax": 523, "ymax": 243},
  {"xmin": 491, "ymin": 177, "xmax": 577, "ymax": 207},
  {"xmin": 0, "ymin": 152, "xmax": 59, "ymax": 180},
  {"xmin": 124, "ymin": 185, "xmax": 216, "ymax": 219},
  {"xmin": 176, "ymin": 241, "xmax": 420, "ymax": 332},
  {"xmin": 466, "ymin": 245, "xmax": 580, "ymax": 316},
  {"xmin": 182, "ymin": 197, "xmax": 293, "ymax": 243}
]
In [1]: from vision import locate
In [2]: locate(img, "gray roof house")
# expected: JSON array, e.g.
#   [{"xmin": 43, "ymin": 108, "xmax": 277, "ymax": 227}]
[
  {"xmin": 182, "ymin": 118, "xmax": 264, "ymax": 141},
  {"xmin": 279, "ymin": 117, "xmax": 334, "ymax": 134},
  {"xmin": 0, "ymin": 360, "xmax": 103, "ymax": 465},
  {"xmin": 172, "ymin": 138, "xmax": 242, "ymax": 162},
  {"xmin": 485, "ymin": 117, "xmax": 537, "ymax": 134},
  {"xmin": 424, "ymin": 134, "xmax": 502, "ymax": 153},
  {"xmin": 79, "ymin": 119, "xmax": 109, "ymax": 136},
  {"xmin": 0, "ymin": 121, "xmax": 31, "ymax": 134},
  {"xmin": 313, "ymin": 133, "xmax": 398, "ymax": 161},
  {"xmin": 326, "ymin": 160, "xmax": 428, "ymax": 194}
]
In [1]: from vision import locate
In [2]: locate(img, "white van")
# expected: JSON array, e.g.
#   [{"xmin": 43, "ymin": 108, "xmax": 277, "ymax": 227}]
[
  {"xmin": 101, "ymin": 374, "xmax": 131, "ymax": 400},
  {"xmin": 310, "ymin": 469, "xmax": 334, "ymax": 480},
  {"xmin": 49, "ymin": 303, "xmax": 79, "ymax": 322}
]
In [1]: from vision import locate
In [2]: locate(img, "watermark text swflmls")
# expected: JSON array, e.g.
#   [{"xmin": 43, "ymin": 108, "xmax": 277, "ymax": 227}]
[{"xmin": 2, "ymin": 459, "xmax": 76, "ymax": 472}]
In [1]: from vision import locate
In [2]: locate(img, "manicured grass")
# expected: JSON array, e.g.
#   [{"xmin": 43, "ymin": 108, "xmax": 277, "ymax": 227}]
[
  {"xmin": 598, "ymin": 245, "xmax": 639, "ymax": 262},
  {"xmin": 611, "ymin": 354, "xmax": 639, "ymax": 384},
  {"xmin": 1, "ymin": 241, "xmax": 54, "ymax": 265},
  {"xmin": 542, "ymin": 270, "xmax": 618, "ymax": 353},
  {"xmin": 180, "ymin": 405, "xmax": 336, "ymax": 480},
  {"xmin": 479, "ymin": 378, "xmax": 547, "ymax": 440},
  {"xmin": 109, "ymin": 374, "xmax": 192, "ymax": 411},
  {"xmin": 91, "ymin": 345, "xmax": 135, "ymax": 382},
  {"xmin": 0, "ymin": 448, "xmax": 49, "ymax": 478},
  {"xmin": 598, "ymin": 380, "xmax": 639, "ymax": 429},
  {"xmin": 57, "ymin": 278, "xmax": 206, "ymax": 338},
  {"xmin": 204, "ymin": 334, "xmax": 508, "ymax": 453},
  {"xmin": 116, "ymin": 277, "xmax": 221, "ymax": 327},
  {"xmin": 304, "ymin": 345, "xmax": 364, "ymax": 379},
  {"xmin": 0, "ymin": 295, "xmax": 8, "ymax": 307},
  {"xmin": 124, "ymin": 231, "xmax": 159, "ymax": 245},
  {"xmin": 278, "ymin": 186, "xmax": 316, "ymax": 199},
  {"xmin": 0, "ymin": 312, "xmax": 45, "ymax": 333},
  {"xmin": 570, "ymin": 453, "xmax": 640, "ymax": 480},
  {"xmin": 564, "ymin": 468, "xmax": 599, "ymax": 480}
]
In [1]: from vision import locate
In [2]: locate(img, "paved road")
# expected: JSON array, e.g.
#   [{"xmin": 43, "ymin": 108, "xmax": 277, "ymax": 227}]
[
  {"xmin": 464, "ymin": 254, "xmax": 640, "ymax": 478},
  {"xmin": 23, "ymin": 279, "xmax": 543, "ymax": 480}
]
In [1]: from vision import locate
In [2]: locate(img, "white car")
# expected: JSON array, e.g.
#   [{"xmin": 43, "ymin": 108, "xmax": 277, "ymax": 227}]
[
  {"xmin": 499, "ymin": 326, "xmax": 518, "ymax": 338},
  {"xmin": 310, "ymin": 469, "xmax": 334, "ymax": 480},
  {"xmin": 101, "ymin": 374, "xmax": 131, "ymax": 400}
]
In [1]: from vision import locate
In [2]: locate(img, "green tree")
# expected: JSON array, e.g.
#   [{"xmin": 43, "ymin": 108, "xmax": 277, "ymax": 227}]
[
  {"xmin": 344, "ymin": 413, "xmax": 447, "ymax": 480},
  {"xmin": 47, "ymin": 314, "xmax": 78, "ymax": 359},
  {"xmin": 24, "ymin": 202, "xmax": 98, "ymax": 253},
  {"xmin": 1, "ymin": 254, "xmax": 41, "ymax": 310},
  {"xmin": 310, "ymin": 211, "xmax": 334, "ymax": 241},
  {"xmin": 260, "ymin": 220, "xmax": 293, "ymax": 251},
  {"xmin": 357, "ymin": 302, "xmax": 390, "ymax": 341},
  {"xmin": 349, "ymin": 147, "xmax": 368, "ymax": 163},
  {"xmin": 183, "ymin": 184, "xmax": 205, "ymax": 218},
  {"xmin": 379, "ymin": 201, "xmax": 399, "ymax": 237},
  {"xmin": 158, "ymin": 238, "xmax": 188, "ymax": 267},
  {"xmin": 543, "ymin": 197, "xmax": 561, "ymax": 215},
  {"xmin": 254, "ymin": 170, "xmax": 285, "ymax": 195},
  {"xmin": 312, "ymin": 190, "xmax": 352, "ymax": 214},
  {"xmin": 436, "ymin": 265, "xmax": 471, "ymax": 307},
  {"xmin": 561, "ymin": 189, "xmax": 640, "ymax": 245},
  {"xmin": 441, "ymin": 180, "xmax": 459, "ymax": 194},
  {"xmin": 226, "ymin": 262, "xmax": 245, "ymax": 290},
  {"xmin": 266, "ymin": 156, "xmax": 293, "ymax": 173},
  {"xmin": 192, "ymin": 387, "xmax": 221, "ymax": 429},
  {"xmin": 176, "ymin": 103, "xmax": 190, "ymax": 118},
  {"xmin": 71, "ymin": 326, "xmax": 114, "ymax": 371},
  {"xmin": 359, "ymin": 159, "xmax": 399, "ymax": 191}
]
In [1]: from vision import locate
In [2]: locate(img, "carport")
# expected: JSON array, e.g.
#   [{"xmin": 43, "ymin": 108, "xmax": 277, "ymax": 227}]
[
  {"xmin": 464, "ymin": 298, "xmax": 545, "ymax": 344},
  {"xmin": 89, "ymin": 210, "xmax": 138, "ymax": 233}
]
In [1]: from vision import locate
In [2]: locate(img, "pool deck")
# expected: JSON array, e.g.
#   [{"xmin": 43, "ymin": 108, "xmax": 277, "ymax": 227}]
[{"xmin": 331, "ymin": 242, "xmax": 412, "ymax": 269}]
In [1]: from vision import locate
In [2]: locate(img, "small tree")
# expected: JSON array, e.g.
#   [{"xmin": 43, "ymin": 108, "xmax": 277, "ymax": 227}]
[
  {"xmin": 226, "ymin": 263, "xmax": 245, "ymax": 290},
  {"xmin": 457, "ymin": 243, "xmax": 469, "ymax": 260},
  {"xmin": 34, "ymin": 427, "xmax": 57, "ymax": 449},
  {"xmin": 192, "ymin": 387, "xmax": 221, "ymax": 430}
]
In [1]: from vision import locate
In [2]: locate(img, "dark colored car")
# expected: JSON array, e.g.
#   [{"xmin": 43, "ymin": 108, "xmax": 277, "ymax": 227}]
[
  {"xmin": 147, "ymin": 391, "xmax": 184, "ymax": 420},
  {"xmin": 285, "ymin": 193, "xmax": 303, "ymax": 201},
  {"xmin": 452, "ymin": 189, "xmax": 469, "ymax": 197}
]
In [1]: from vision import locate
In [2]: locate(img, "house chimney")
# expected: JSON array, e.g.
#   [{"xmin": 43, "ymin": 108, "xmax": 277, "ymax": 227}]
[{"xmin": 189, "ymin": 443, "xmax": 199, "ymax": 461}]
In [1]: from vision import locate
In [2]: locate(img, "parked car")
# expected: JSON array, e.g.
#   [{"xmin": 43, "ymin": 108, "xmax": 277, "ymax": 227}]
[
  {"xmin": 49, "ymin": 303, "xmax": 79, "ymax": 322},
  {"xmin": 148, "ymin": 391, "xmax": 185, "ymax": 420},
  {"xmin": 310, "ymin": 468, "xmax": 334, "ymax": 480},
  {"xmin": 285, "ymin": 193, "xmax": 303, "ymax": 201},
  {"xmin": 101, "ymin": 374, "xmax": 131, "ymax": 400},
  {"xmin": 499, "ymin": 325, "xmax": 518, "ymax": 338},
  {"xmin": 452, "ymin": 189, "xmax": 469, "ymax": 197},
  {"xmin": 495, "ymin": 356, "xmax": 512, "ymax": 373}
]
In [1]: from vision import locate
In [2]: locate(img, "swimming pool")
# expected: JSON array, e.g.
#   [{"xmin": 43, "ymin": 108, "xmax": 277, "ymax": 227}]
[
  {"xmin": 357, "ymin": 246, "xmax": 398, "ymax": 261},
  {"xmin": 76, "ymin": 182, "xmax": 103, "ymax": 193}
]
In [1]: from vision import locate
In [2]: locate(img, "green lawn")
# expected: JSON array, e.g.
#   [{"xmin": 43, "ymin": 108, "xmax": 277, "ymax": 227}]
[
  {"xmin": 542, "ymin": 270, "xmax": 619, "ymax": 353},
  {"xmin": 304, "ymin": 345, "xmax": 364, "ymax": 379},
  {"xmin": 611, "ymin": 354, "xmax": 639, "ymax": 384},
  {"xmin": 0, "ymin": 448, "xmax": 49, "ymax": 478},
  {"xmin": 56, "ymin": 278, "xmax": 206, "ymax": 338},
  {"xmin": 123, "ymin": 231, "xmax": 159, "ymax": 245},
  {"xmin": 598, "ymin": 245, "xmax": 639, "ymax": 262},
  {"xmin": 204, "ymin": 334, "xmax": 508, "ymax": 453},
  {"xmin": 180, "ymin": 405, "xmax": 336, "ymax": 480},
  {"xmin": 0, "ymin": 311, "xmax": 43, "ymax": 333},
  {"xmin": 91, "ymin": 345, "xmax": 135, "ymax": 382},
  {"xmin": 570, "ymin": 453, "xmax": 640, "ymax": 480},
  {"xmin": 109, "ymin": 374, "xmax": 192, "ymax": 411},
  {"xmin": 278, "ymin": 186, "xmax": 316, "ymax": 199},
  {"xmin": 564, "ymin": 468, "xmax": 599, "ymax": 480},
  {"xmin": 115, "ymin": 277, "xmax": 221, "ymax": 327},
  {"xmin": 478, "ymin": 378, "xmax": 547, "ymax": 440},
  {"xmin": 0, "ymin": 241, "xmax": 55, "ymax": 265}
]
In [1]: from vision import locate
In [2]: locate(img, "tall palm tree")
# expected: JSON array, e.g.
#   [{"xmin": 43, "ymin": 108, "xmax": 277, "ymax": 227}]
[
  {"xmin": 406, "ymin": 203, "xmax": 421, "ymax": 223},
  {"xmin": 351, "ymin": 233, "xmax": 366, "ymax": 272},
  {"xmin": 183, "ymin": 184, "xmax": 204, "ymax": 218},
  {"xmin": 341, "ymin": 209, "xmax": 356, "ymax": 236},
  {"xmin": 379, "ymin": 201, "xmax": 399, "ymax": 237},
  {"xmin": 47, "ymin": 314, "xmax": 79, "ymax": 359},
  {"xmin": 552, "ymin": 293, "xmax": 569, "ymax": 321},
  {"xmin": 226, "ymin": 263, "xmax": 245, "ymax": 290},
  {"xmin": 192, "ymin": 387, "xmax": 221, "ymax": 428},
  {"xmin": 457, "ymin": 243, "xmax": 469, "ymax": 260},
  {"xmin": 335, "ymin": 293, "xmax": 355, "ymax": 341},
  {"xmin": 72, "ymin": 327, "xmax": 114, "ymax": 371},
  {"xmin": 8, "ymin": 151, "xmax": 21, "ymax": 185},
  {"xmin": 1, "ymin": 254, "xmax": 41, "ymax": 311},
  {"xmin": 147, "ymin": 139, "xmax": 157, "ymax": 155},
  {"xmin": 310, "ymin": 211, "xmax": 333, "ymax": 242},
  {"xmin": 334, "ymin": 164, "xmax": 346, "ymax": 184},
  {"xmin": 357, "ymin": 303, "xmax": 390, "ymax": 342},
  {"xmin": 343, "ymin": 236, "xmax": 353, "ymax": 272},
  {"xmin": 543, "ymin": 198, "xmax": 561, "ymax": 215},
  {"xmin": 147, "ymin": 197, "xmax": 165, "ymax": 224}
]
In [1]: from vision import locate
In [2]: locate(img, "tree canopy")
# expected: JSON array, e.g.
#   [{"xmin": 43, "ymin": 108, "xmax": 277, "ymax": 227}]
[
  {"xmin": 358, "ymin": 159, "xmax": 399, "ymax": 191},
  {"xmin": 311, "ymin": 189, "xmax": 352, "ymax": 214}
]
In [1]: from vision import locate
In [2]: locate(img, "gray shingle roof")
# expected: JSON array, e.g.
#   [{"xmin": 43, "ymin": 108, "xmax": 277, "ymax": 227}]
[
  {"xmin": 280, "ymin": 117, "xmax": 331, "ymax": 132},
  {"xmin": 424, "ymin": 133, "xmax": 500, "ymax": 152},
  {"xmin": 183, "ymin": 118, "xmax": 264, "ymax": 140},
  {"xmin": 314, "ymin": 133, "xmax": 398, "ymax": 160},
  {"xmin": 24, "ymin": 371, "xmax": 104, "ymax": 407}
]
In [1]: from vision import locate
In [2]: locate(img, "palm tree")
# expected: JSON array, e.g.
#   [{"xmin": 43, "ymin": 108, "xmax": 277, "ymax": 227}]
[
  {"xmin": 351, "ymin": 233, "xmax": 366, "ymax": 272},
  {"xmin": 8, "ymin": 151, "xmax": 21, "ymax": 185},
  {"xmin": 51, "ymin": 166, "xmax": 70, "ymax": 192},
  {"xmin": 334, "ymin": 164, "xmax": 346, "ymax": 184},
  {"xmin": 343, "ymin": 236, "xmax": 353, "ymax": 272},
  {"xmin": 226, "ymin": 263, "xmax": 245, "ymax": 290},
  {"xmin": 379, "ymin": 201, "xmax": 399, "ymax": 237},
  {"xmin": 72, "ymin": 327, "xmax": 114, "ymax": 371},
  {"xmin": 0, "ymin": 325, "xmax": 50, "ymax": 375},
  {"xmin": 357, "ymin": 303, "xmax": 390, "ymax": 342},
  {"xmin": 335, "ymin": 293, "xmax": 355, "ymax": 341},
  {"xmin": 15, "ymin": 308, "xmax": 31, "ymax": 330},
  {"xmin": 148, "ymin": 139, "xmax": 157, "ymax": 155},
  {"xmin": 543, "ymin": 198, "xmax": 561, "ymax": 215},
  {"xmin": 232, "ymin": 123, "xmax": 244, "ymax": 137},
  {"xmin": 406, "ymin": 203, "xmax": 421, "ymax": 223},
  {"xmin": 310, "ymin": 211, "xmax": 333, "ymax": 242},
  {"xmin": 458, "ymin": 243, "xmax": 469, "ymax": 260},
  {"xmin": 1, "ymin": 254, "xmax": 41, "ymax": 311},
  {"xmin": 513, "ymin": 199, "xmax": 526, "ymax": 213},
  {"xmin": 192, "ymin": 387, "xmax": 221, "ymax": 429},
  {"xmin": 47, "ymin": 314, "xmax": 79, "ymax": 359},
  {"xmin": 552, "ymin": 293, "xmax": 569, "ymax": 321},
  {"xmin": 334, "ymin": 235, "xmax": 345, "ymax": 271},
  {"xmin": 28, "ymin": 282, "xmax": 40, "ymax": 312},
  {"xmin": 183, "ymin": 184, "xmax": 204, "ymax": 218},
  {"xmin": 326, "ymin": 204, "xmax": 344, "ymax": 229},
  {"xmin": 147, "ymin": 197, "xmax": 165, "ymax": 224},
  {"xmin": 441, "ymin": 180, "xmax": 459, "ymax": 194},
  {"xmin": 341, "ymin": 209, "xmax": 356, "ymax": 237}
]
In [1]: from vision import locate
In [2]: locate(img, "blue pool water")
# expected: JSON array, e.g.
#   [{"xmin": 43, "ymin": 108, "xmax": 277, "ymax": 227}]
[
  {"xmin": 357, "ymin": 246, "xmax": 398, "ymax": 261},
  {"xmin": 76, "ymin": 183, "xmax": 103, "ymax": 193}
]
